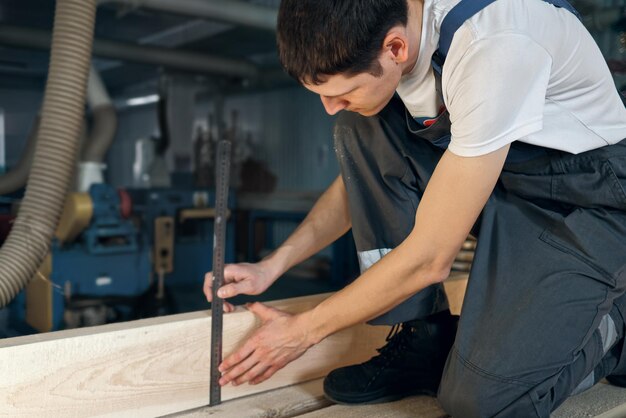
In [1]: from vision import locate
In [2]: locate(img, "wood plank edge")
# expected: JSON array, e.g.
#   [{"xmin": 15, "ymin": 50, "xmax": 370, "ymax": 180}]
[{"xmin": 0, "ymin": 292, "xmax": 335, "ymax": 349}]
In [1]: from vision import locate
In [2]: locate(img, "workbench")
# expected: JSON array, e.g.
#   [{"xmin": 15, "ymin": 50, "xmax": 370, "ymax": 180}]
[
  {"xmin": 169, "ymin": 273, "xmax": 626, "ymax": 418},
  {"xmin": 1, "ymin": 274, "xmax": 625, "ymax": 417},
  {"xmin": 169, "ymin": 377, "xmax": 626, "ymax": 418}
]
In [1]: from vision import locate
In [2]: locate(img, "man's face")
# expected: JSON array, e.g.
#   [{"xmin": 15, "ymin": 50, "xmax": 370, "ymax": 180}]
[{"xmin": 303, "ymin": 57, "xmax": 402, "ymax": 117}]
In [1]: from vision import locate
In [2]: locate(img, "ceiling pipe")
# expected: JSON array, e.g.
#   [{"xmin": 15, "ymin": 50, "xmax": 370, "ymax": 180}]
[
  {"xmin": 0, "ymin": 25, "xmax": 259, "ymax": 79},
  {"xmin": 98, "ymin": 0, "xmax": 277, "ymax": 31}
]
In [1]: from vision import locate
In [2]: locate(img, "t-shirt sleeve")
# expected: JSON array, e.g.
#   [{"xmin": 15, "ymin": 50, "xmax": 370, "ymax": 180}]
[{"xmin": 444, "ymin": 33, "xmax": 552, "ymax": 157}]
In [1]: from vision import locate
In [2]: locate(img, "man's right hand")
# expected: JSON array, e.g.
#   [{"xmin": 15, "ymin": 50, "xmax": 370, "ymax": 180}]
[{"xmin": 203, "ymin": 262, "xmax": 277, "ymax": 312}]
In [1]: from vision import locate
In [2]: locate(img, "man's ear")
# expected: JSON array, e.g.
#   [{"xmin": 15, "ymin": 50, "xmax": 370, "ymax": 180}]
[{"xmin": 382, "ymin": 28, "xmax": 410, "ymax": 65}]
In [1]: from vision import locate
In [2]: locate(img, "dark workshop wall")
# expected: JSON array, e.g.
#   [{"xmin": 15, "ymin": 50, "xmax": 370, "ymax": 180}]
[
  {"xmin": 0, "ymin": 88, "xmax": 42, "ymax": 171},
  {"xmin": 107, "ymin": 86, "xmax": 338, "ymax": 193},
  {"xmin": 195, "ymin": 87, "xmax": 338, "ymax": 193}
]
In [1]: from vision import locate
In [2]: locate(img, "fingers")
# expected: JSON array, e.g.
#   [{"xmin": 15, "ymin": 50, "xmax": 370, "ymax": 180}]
[
  {"xmin": 204, "ymin": 263, "xmax": 270, "ymax": 312},
  {"xmin": 220, "ymin": 352, "xmax": 259, "ymax": 386},
  {"xmin": 204, "ymin": 271, "xmax": 235, "ymax": 312},
  {"xmin": 219, "ymin": 343, "xmax": 256, "ymax": 385},
  {"xmin": 217, "ymin": 280, "xmax": 254, "ymax": 299},
  {"xmin": 220, "ymin": 340, "xmax": 255, "ymax": 373},
  {"xmin": 218, "ymin": 313, "xmax": 308, "ymax": 387},
  {"xmin": 250, "ymin": 366, "xmax": 280, "ymax": 385},
  {"xmin": 233, "ymin": 362, "xmax": 270, "ymax": 386},
  {"xmin": 203, "ymin": 271, "xmax": 213, "ymax": 301},
  {"xmin": 219, "ymin": 346, "xmax": 280, "ymax": 386},
  {"xmin": 203, "ymin": 264, "xmax": 237, "ymax": 299},
  {"xmin": 204, "ymin": 264, "xmax": 253, "ymax": 300}
]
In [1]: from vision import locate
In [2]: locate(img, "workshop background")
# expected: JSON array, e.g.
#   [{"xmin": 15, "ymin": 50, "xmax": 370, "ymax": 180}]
[{"xmin": 0, "ymin": 0, "xmax": 622, "ymax": 337}]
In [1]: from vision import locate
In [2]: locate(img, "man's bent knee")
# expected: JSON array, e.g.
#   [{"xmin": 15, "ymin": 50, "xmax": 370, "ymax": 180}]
[{"xmin": 438, "ymin": 349, "xmax": 542, "ymax": 418}]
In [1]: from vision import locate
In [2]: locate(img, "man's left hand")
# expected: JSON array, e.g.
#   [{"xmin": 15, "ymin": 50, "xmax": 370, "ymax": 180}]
[{"xmin": 219, "ymin": 302, "xmax": 314, "ymax": 386}]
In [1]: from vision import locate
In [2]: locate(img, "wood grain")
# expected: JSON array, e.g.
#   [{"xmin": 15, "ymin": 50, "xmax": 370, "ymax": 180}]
[
  {"xmin": 299, "ymin": 395, "xmax": 448, "ymax": 418},
  {"xmin": 170, "ymin": 379, "xmax": 330, "ymax": 418},
  {"xmin": 0, "ymin": 293, "xmax": 389, "ymax": 418}
]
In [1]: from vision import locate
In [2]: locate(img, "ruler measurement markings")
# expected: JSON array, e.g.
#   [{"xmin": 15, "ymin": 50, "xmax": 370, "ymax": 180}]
[{"xmin": 210, "ymin": 140, "xmax": 231, "ymax": 407}]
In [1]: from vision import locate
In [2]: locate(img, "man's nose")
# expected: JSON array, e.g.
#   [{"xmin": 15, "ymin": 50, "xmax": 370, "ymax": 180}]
[{"xmin": 321, "ymin": 96, "xmax": 348, "ymax": 115}]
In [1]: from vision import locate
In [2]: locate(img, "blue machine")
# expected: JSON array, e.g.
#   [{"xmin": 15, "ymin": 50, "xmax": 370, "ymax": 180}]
[
  {"xmin": 52, "ymin": 184, "xmax": 151, "ymax": 296},
  {"xmin": 46, "ymin": 184, "xmax": 152, "ymax": 329},
  {"xmin": 4, "ymin": 184, "xmax": 235, "ymax": 334},
  {"xmin": 127, "ymin": 188, "xmax": 236, "ymax": 289},
  {"xmin": 82, "ymin": 184, "xmax": 139, "ymax": 255}
]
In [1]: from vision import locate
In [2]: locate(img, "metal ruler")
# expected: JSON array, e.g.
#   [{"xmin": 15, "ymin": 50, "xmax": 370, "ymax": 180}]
[{"xmin": 210, "ymin": 140, "xmax": 231, "ymax": 406}]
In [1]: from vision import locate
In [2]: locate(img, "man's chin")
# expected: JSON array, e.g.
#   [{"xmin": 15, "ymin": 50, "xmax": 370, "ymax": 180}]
[
  {"xmin": 355, "ymin": 97, "xmax": 393, "ymax": 116},
  {"xmin": 356, "ymin": 106, "xmax": 384, "ymax": 117}
]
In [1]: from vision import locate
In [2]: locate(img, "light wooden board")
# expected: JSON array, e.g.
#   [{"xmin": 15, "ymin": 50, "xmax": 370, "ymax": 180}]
[
  {"xmin": 299, "ymin": 395, "xmax": 448, "ymax": 418},
  {"xmin": 552, "ymin": 381, "xmax": 626, "ymax": 418},
  {"xmin": 597, "ymin": 403, "xmax": 626, "ymax": 418},
  {"xmin": 171, "ymin": 376, "xmax": 626, "ymax": 418},
  {"xmin": 172, "ymin": 381, "xmax": 449, "ymax": 418},
  {"xmin": 169, "ymin": 379, "xmax": 330, "ymax": 418},
  {"xmin": 0, "ymin": 293, "xmax": 389, "ymax": 418}
]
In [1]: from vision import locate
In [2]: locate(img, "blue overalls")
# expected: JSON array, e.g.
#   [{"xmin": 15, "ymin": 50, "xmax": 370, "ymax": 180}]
[{"xmin": 332, "ymin": 0, "xmax": 626, "ymax": 415}]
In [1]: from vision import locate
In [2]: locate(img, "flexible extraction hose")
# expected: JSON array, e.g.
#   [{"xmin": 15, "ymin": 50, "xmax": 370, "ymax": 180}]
[
  {"xmin": 0, "ymin": 115, "xmax": 40, "ymax": 195},
  {"xmin": 0, "ymin": 67, "xmax": 115, "ymax": 195},
  {"xmin": 0, "ymin": 0, "xmax": 96, "ymax": 307},
  {"xmin": 82, "ymin": 107, "xmax": 116, "ymax": 162},
  {"xmin": 78, "ymin": 66, "xmax": 117, "ymax": 191},
  {"xmin": 82, "ymin": 66, "xmax": 117, "ymax": 163}
]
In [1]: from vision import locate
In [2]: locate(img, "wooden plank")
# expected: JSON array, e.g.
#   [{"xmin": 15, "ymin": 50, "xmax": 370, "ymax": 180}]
[
  {"xmin": 298, "ymin": 395, "xmax": 448, "ymax": 418},
  {"xmin": 169, "ymin": 379, "xmax": 330, "ymax": 418},
  {"xmin": 298, "ymin": 383, "xmax": 626, "ymax": 418},
  {"xmin": 597, "ymin": 402, "xmax": 626, "ymax": 418},
  {"xmin": 552, "ymin": 381, "xmax": 626, "ymax": 418},
  {"xmin": 0, "ymin": 293, "xmax": 389, "ymax": 418}
]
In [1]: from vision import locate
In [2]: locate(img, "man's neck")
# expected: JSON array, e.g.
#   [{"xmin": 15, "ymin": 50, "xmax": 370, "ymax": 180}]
[{"xmin": 402, "ymin": 0, "xmax": 425, "ymax": 75}]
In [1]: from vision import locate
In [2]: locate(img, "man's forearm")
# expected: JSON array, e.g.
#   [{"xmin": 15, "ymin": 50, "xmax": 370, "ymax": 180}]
[
  {"xmin": 261, "ymin": 175, "xmax": 351, "ymax": 279},
  {"xmin": 298, "ymin": 147, "xmax": 510, "ymax": 345}
]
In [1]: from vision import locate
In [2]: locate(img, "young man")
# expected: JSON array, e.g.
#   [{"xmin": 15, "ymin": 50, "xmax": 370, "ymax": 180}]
[{"xmin": 204, "ymin": 0, "xmax": 626, "ymax": 416}]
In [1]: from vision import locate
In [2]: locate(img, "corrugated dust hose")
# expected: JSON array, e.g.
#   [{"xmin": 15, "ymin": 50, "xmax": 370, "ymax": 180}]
[{"xmin": 0, "ymin": 0, "xmax": 97, "ymax": 307}]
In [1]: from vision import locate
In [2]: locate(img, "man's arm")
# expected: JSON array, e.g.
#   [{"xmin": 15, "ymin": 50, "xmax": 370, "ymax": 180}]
[
  {"xmin": 303, "ymin": 146, "xmax": 509, "ymax": 341},
  {"xmin": 218, "ymin": 145, "xmax": 509, "ymax": 385},
  {"xmin": 205, "ymin": 175, "xmax": 351, "ymax": 305},
  {"xmin": 259, "ymin": 174, "xmax": 351, "ymax": 281}
]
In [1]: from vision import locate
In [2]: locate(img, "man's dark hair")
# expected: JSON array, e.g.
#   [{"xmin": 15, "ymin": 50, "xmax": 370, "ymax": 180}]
[{"xmin": 277, "ymin": 0, "xmax": 409, "ymax": 85}]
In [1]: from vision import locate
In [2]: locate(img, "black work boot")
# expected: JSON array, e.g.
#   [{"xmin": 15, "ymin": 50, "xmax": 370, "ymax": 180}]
[{"xmin": 323, "ymin": 310, "xmax": 457, "ymax": 404}]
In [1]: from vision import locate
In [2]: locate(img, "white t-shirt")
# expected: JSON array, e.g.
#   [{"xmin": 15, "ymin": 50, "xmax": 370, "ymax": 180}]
[{"xmin": 396, "ymin": 0, "xmax": 626, "ymax": 157}]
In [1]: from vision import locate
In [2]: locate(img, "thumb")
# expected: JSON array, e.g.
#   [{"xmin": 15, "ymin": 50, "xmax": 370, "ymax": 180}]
[
  {"xmin": 218, "ymin": 281, "xmax": 252, "ymax": 299},
  {"xmin": 246, "ymin": 302, "xmax": 282, "ymax": 322}
]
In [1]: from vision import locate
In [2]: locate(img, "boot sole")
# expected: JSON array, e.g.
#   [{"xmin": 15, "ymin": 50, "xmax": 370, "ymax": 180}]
[{"xmin": 324, "ymin": 386, "xmax": 437, "ymax": 405}]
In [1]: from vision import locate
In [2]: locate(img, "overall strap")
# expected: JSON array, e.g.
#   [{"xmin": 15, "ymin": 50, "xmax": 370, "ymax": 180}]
[{"xmin": 432, "ymin": 0, "xmax": 582, "ymax": 73}]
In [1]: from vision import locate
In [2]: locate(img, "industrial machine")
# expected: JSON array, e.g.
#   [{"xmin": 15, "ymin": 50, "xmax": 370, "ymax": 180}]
[
  {"xmin": 127, "ymin": 186, "xmax": 236, "ymax": 290},
  {"xmin": 4, "ymin": 183, "xmax": 235, "ymax": 334}
]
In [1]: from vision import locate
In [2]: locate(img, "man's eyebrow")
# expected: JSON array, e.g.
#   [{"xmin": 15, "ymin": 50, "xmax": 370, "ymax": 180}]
[{"xmin": 323, "ymin": 87, "xmax": 357, "ymax": 99}]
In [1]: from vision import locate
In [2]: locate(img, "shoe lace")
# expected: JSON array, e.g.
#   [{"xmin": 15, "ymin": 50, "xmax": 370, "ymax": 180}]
[{"xmin": 370, "ymin": 322, "xmax": 413, "ymax": 367}]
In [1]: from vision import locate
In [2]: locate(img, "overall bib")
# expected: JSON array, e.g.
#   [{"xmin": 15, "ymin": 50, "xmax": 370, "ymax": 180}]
[{"xmin": 333, "ymin": 0, "xmax": 626, "ymax": 415}]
